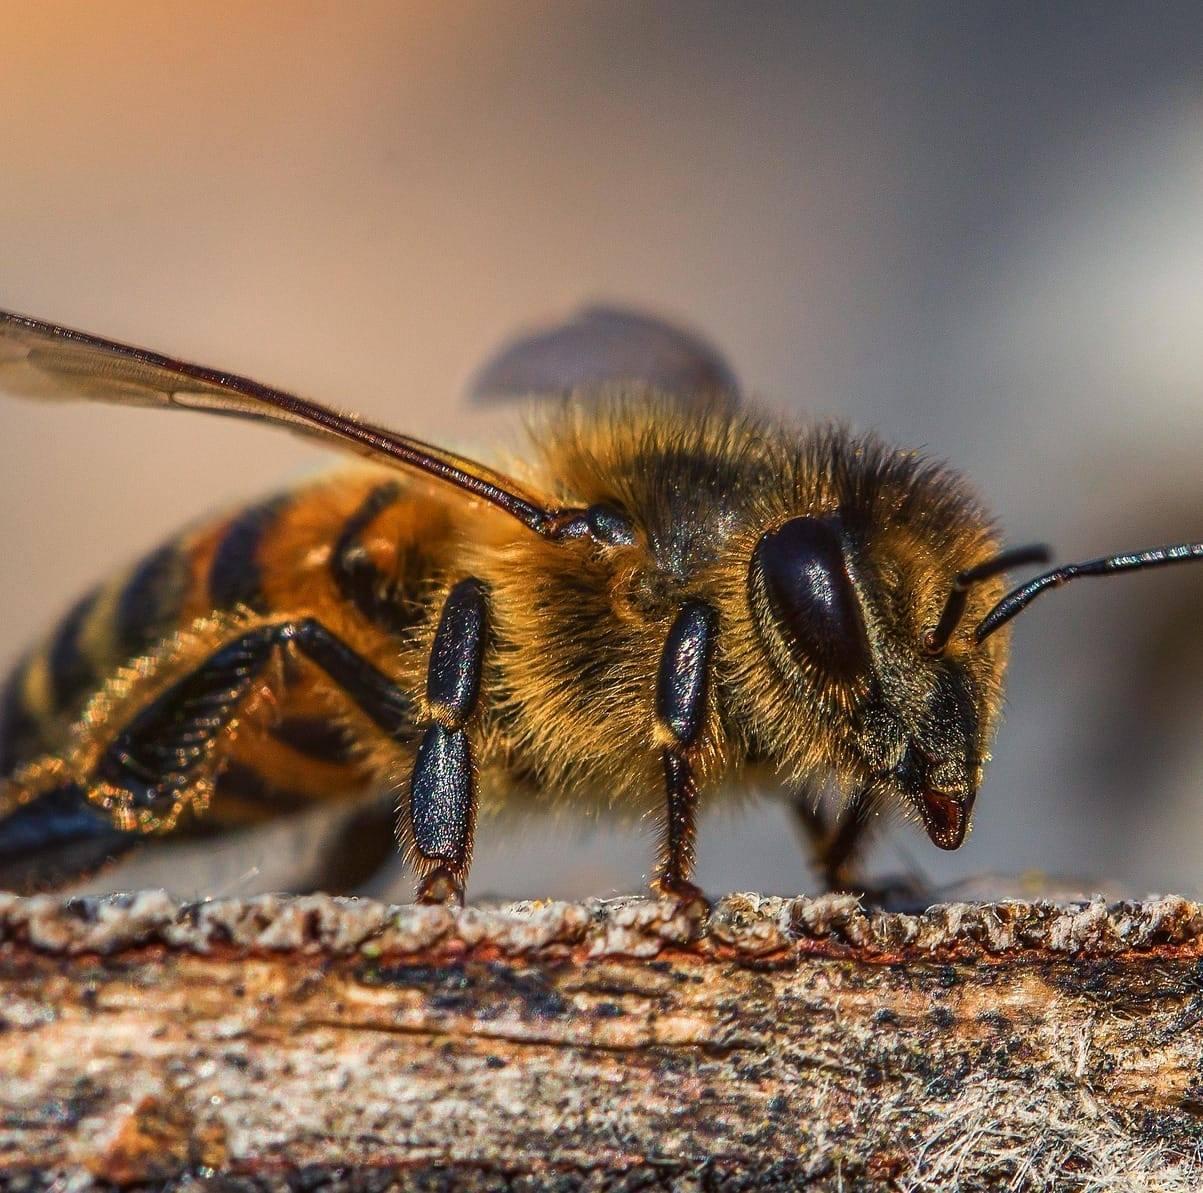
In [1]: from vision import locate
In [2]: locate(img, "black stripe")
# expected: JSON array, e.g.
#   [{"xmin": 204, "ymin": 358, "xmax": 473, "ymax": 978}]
[
  {"xmin": 116, "ymin": 542, "xmax": 188, "ymax": 657},
  {"xmin": 268, "ymin": 715, "xmax": 360, "ymax": 765},
  {"xmin": 0, "ymin": 660, "xmax": 44, "ymax": 776},
  {"xmin": 209, "ymin": 494, "xmax": 289, "ymax": 612},
  {"xmin": 331, "ymin": 482, "xmax": 418, "ymax": 635},
  {"xmin": 48, "ymin": 588, "xmax": 102, "ymax": 713},
  {"xmin": 215, "ymin": 760, "xmax": 311, "ymax": 814}
]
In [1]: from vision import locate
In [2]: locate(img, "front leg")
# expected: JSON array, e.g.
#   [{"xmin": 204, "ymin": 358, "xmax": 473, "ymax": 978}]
[
  {"xmin": 790, "ymin": 785, "xmax": 931, "ymax": 908},
  {"xmin": 403, "ymin": 578, "xmax": 489, "ymax": 905},
  {"xmin": 652, "ymin": 600, "xmax": 717, "ymax": 905},
  {"xmin": 789, "ymin": 783, "xmax": 876, "ymax": 891}
]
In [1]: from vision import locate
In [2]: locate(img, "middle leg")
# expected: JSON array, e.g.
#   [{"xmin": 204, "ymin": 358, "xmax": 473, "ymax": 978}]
[{"xmin": 653, "ymin": 600, "xmax": 717, "ymax": 904}]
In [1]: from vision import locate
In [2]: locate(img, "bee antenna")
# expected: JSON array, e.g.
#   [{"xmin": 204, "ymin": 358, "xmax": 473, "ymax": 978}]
[
  {"xmin": 923, "ymin": 544, "xmax": 1052, "ymax": 655},
  {"xmin": 975, "ymin": 541, "xmax": 1203, "ymax": 643}
]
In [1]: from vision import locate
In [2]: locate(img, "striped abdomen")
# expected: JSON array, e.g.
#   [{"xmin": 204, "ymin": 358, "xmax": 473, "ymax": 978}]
[
  {"xmin": 0, "ymin": 468, "xmax": 452, "ymax": 851},
  {"xmin": 0, "ymin": 541, "xmax": 189, "ymax": 777}
]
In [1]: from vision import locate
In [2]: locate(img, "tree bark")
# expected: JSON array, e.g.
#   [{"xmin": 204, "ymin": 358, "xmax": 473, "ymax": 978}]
[{"xmin": 2, "ymin": 890, "xmax": 1203, "ymax": 1191}]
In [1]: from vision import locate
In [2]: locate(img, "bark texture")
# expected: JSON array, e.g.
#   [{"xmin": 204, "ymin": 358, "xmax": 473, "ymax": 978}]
[{"xmin": 3, "ymin": 890, "xmax": 1203, "ymax": 1191}]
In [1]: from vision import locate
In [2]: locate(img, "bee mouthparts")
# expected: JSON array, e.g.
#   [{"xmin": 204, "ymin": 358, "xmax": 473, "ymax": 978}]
[{"xmin": 919, "ymin": 789, "xmax": 973, "ymax": 850}]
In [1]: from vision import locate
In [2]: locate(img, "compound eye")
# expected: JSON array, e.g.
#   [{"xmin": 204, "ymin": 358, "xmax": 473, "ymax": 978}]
[{"xmin": 751, "ymin": 515, "xmax": 871, "ymax": 681}]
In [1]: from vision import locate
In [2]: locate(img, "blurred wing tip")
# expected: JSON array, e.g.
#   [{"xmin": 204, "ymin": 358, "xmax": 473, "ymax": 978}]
[{"xmin": 468, "ymin": 300, "xmax": 741, "ymax": 406}]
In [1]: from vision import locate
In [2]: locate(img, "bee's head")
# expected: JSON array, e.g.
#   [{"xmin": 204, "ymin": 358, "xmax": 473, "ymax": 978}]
[{"xmin": 728, "ymin": 441, "xmax": 1040, "ymax": 851}]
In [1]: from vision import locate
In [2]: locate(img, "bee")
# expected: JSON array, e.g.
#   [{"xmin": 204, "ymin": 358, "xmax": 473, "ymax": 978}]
[{"xmin": 0, "ymin": 304, "xmax": 1199, "ymax": 904}]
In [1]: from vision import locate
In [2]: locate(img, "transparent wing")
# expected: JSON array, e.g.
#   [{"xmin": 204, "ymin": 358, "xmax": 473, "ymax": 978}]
[
  {"xmin": 469, "ymin": 304, "xmax": 740, "ymax": 404},
  {"xmin": 0, "ymin": 309, "xmax": 562, "ymax": 535}
]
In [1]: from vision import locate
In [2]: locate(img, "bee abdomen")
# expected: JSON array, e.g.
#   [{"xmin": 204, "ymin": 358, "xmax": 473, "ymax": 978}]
[
  {"xmin": 115, "ymin": 541, "xmax": 190, "ymax": 657},
  {"xmin": 208, "ymin": 494, "xmax": 290, "ymax": 613},
  {"xmin": 0, "ymin": 539, "xmax": 190, "ymax": 777},
  {"xmin": 0, "ymin": 661, "xmax": 45, "ymax": 775}
]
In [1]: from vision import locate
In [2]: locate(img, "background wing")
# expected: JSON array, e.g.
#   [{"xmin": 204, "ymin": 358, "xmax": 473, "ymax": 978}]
[
  {"xmin": 0, "ymin": 309, "xmax": 560, "ymax": 535},
  {"xmin": 468, "ymin": 304, "xmax": 740, "ymax": 404}
]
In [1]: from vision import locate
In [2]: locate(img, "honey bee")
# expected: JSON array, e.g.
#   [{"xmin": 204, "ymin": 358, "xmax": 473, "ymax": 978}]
[{"xmin": 0, "ymin": 305, "xmax": 1199, "ymax": 903}]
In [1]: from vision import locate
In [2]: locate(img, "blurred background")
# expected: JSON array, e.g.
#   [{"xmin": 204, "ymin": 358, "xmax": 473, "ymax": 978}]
[{"xmin": 2, "ymin": 2, "xmax": 1202, "ymax": 901}]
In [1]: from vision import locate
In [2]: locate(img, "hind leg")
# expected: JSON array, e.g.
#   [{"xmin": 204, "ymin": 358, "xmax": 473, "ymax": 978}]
[
  {"xmin": 0, "ymin": 615, "xmax": 415, "ymax": 892},
  {"xmin": 0, "ymin": 781, "xmax": 139, "ymax": 893}
]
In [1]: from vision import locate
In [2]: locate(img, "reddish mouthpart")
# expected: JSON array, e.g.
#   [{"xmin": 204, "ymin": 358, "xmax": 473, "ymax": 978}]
[{"xmin": 919, "ymin": 790, "xmax": 973, "ymax": 850}]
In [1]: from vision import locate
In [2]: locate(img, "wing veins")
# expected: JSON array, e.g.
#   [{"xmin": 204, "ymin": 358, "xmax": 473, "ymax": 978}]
[{"xmin": 0, "ymin": 309, "xmax": 560, "ymax": 535}]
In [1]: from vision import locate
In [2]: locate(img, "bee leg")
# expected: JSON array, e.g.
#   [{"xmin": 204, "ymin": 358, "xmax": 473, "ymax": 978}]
[
  {"xmin": 91, "ymin": 621, "xmax": 412, "ymax": 824},
  {"xmin": 817, "ymin": 786, "xmax": 876, "ymax": 891},
  {"xmin": 0, "ymin": 780, "xmax": 141, "ymax": 893},
  {"xmin": 655, "ymin": 749, "xmax": 706, "ymax": 909},
  {"xmin": 299, "ymin": 792, "xmax": 399, "ymax": 895},
  {"xmin": 405, "ymin": 579, "xmax": 489, "ymax": 906},
  {"xmin": 0, "ymin": 619, "xmax": 415, "ymax": 895},
  {"xmin": 789, "ymin": 785, "xmax": 876, "ymax": 893},
  {"xmin": 651, "ymin": 601, "xmax": 717, "ymax": 911},
  {"xmin": 788, "ymin": 790, "xmax": 830, "ymax": 848}
]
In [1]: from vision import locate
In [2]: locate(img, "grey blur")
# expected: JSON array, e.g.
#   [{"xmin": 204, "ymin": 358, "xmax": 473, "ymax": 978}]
[{"xmin": 2, "ymin": 3, "xmax": 1201, "ymax": 900}]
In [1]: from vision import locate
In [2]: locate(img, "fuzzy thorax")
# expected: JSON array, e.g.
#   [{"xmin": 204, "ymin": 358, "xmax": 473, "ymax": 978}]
[{"xmin": 472, "ymin": 394, "xmax": 1013, "ymax": 839}]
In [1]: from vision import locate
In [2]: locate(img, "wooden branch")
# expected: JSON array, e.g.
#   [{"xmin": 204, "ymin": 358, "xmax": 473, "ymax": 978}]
[{"xmin": 3, "ymin": 890, "xmax": 1203, "ymax": 1190}]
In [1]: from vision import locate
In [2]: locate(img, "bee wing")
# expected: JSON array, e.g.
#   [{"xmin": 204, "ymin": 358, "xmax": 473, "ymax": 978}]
[
  {"xmin": 0, "ymin": 309, "xmax": 563, "ymax": 535},
  {"xmin": 469, "ymin": 304, "xmax": 740, "ymax": 404}
]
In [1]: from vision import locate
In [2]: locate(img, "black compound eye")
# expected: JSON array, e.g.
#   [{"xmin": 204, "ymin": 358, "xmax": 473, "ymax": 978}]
[{"xmin": 751, "ymin": 515, "xmax": 872, "ymax": 681}]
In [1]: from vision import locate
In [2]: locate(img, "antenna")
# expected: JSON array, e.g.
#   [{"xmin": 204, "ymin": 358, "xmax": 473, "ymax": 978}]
[
  {"xmin": 923, "ymin": 545, "xmax": 1051, "ymax": 655},
  {"xmin": 975, "ymin": 542, "xmax": 1203, "ymax": 643}
]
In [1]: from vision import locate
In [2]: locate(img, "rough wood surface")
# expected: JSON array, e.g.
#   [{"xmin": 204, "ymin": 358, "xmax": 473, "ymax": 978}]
[{"xmin": 3, "ymin": 891, "xmax": 1203, "ymax": 1191}]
